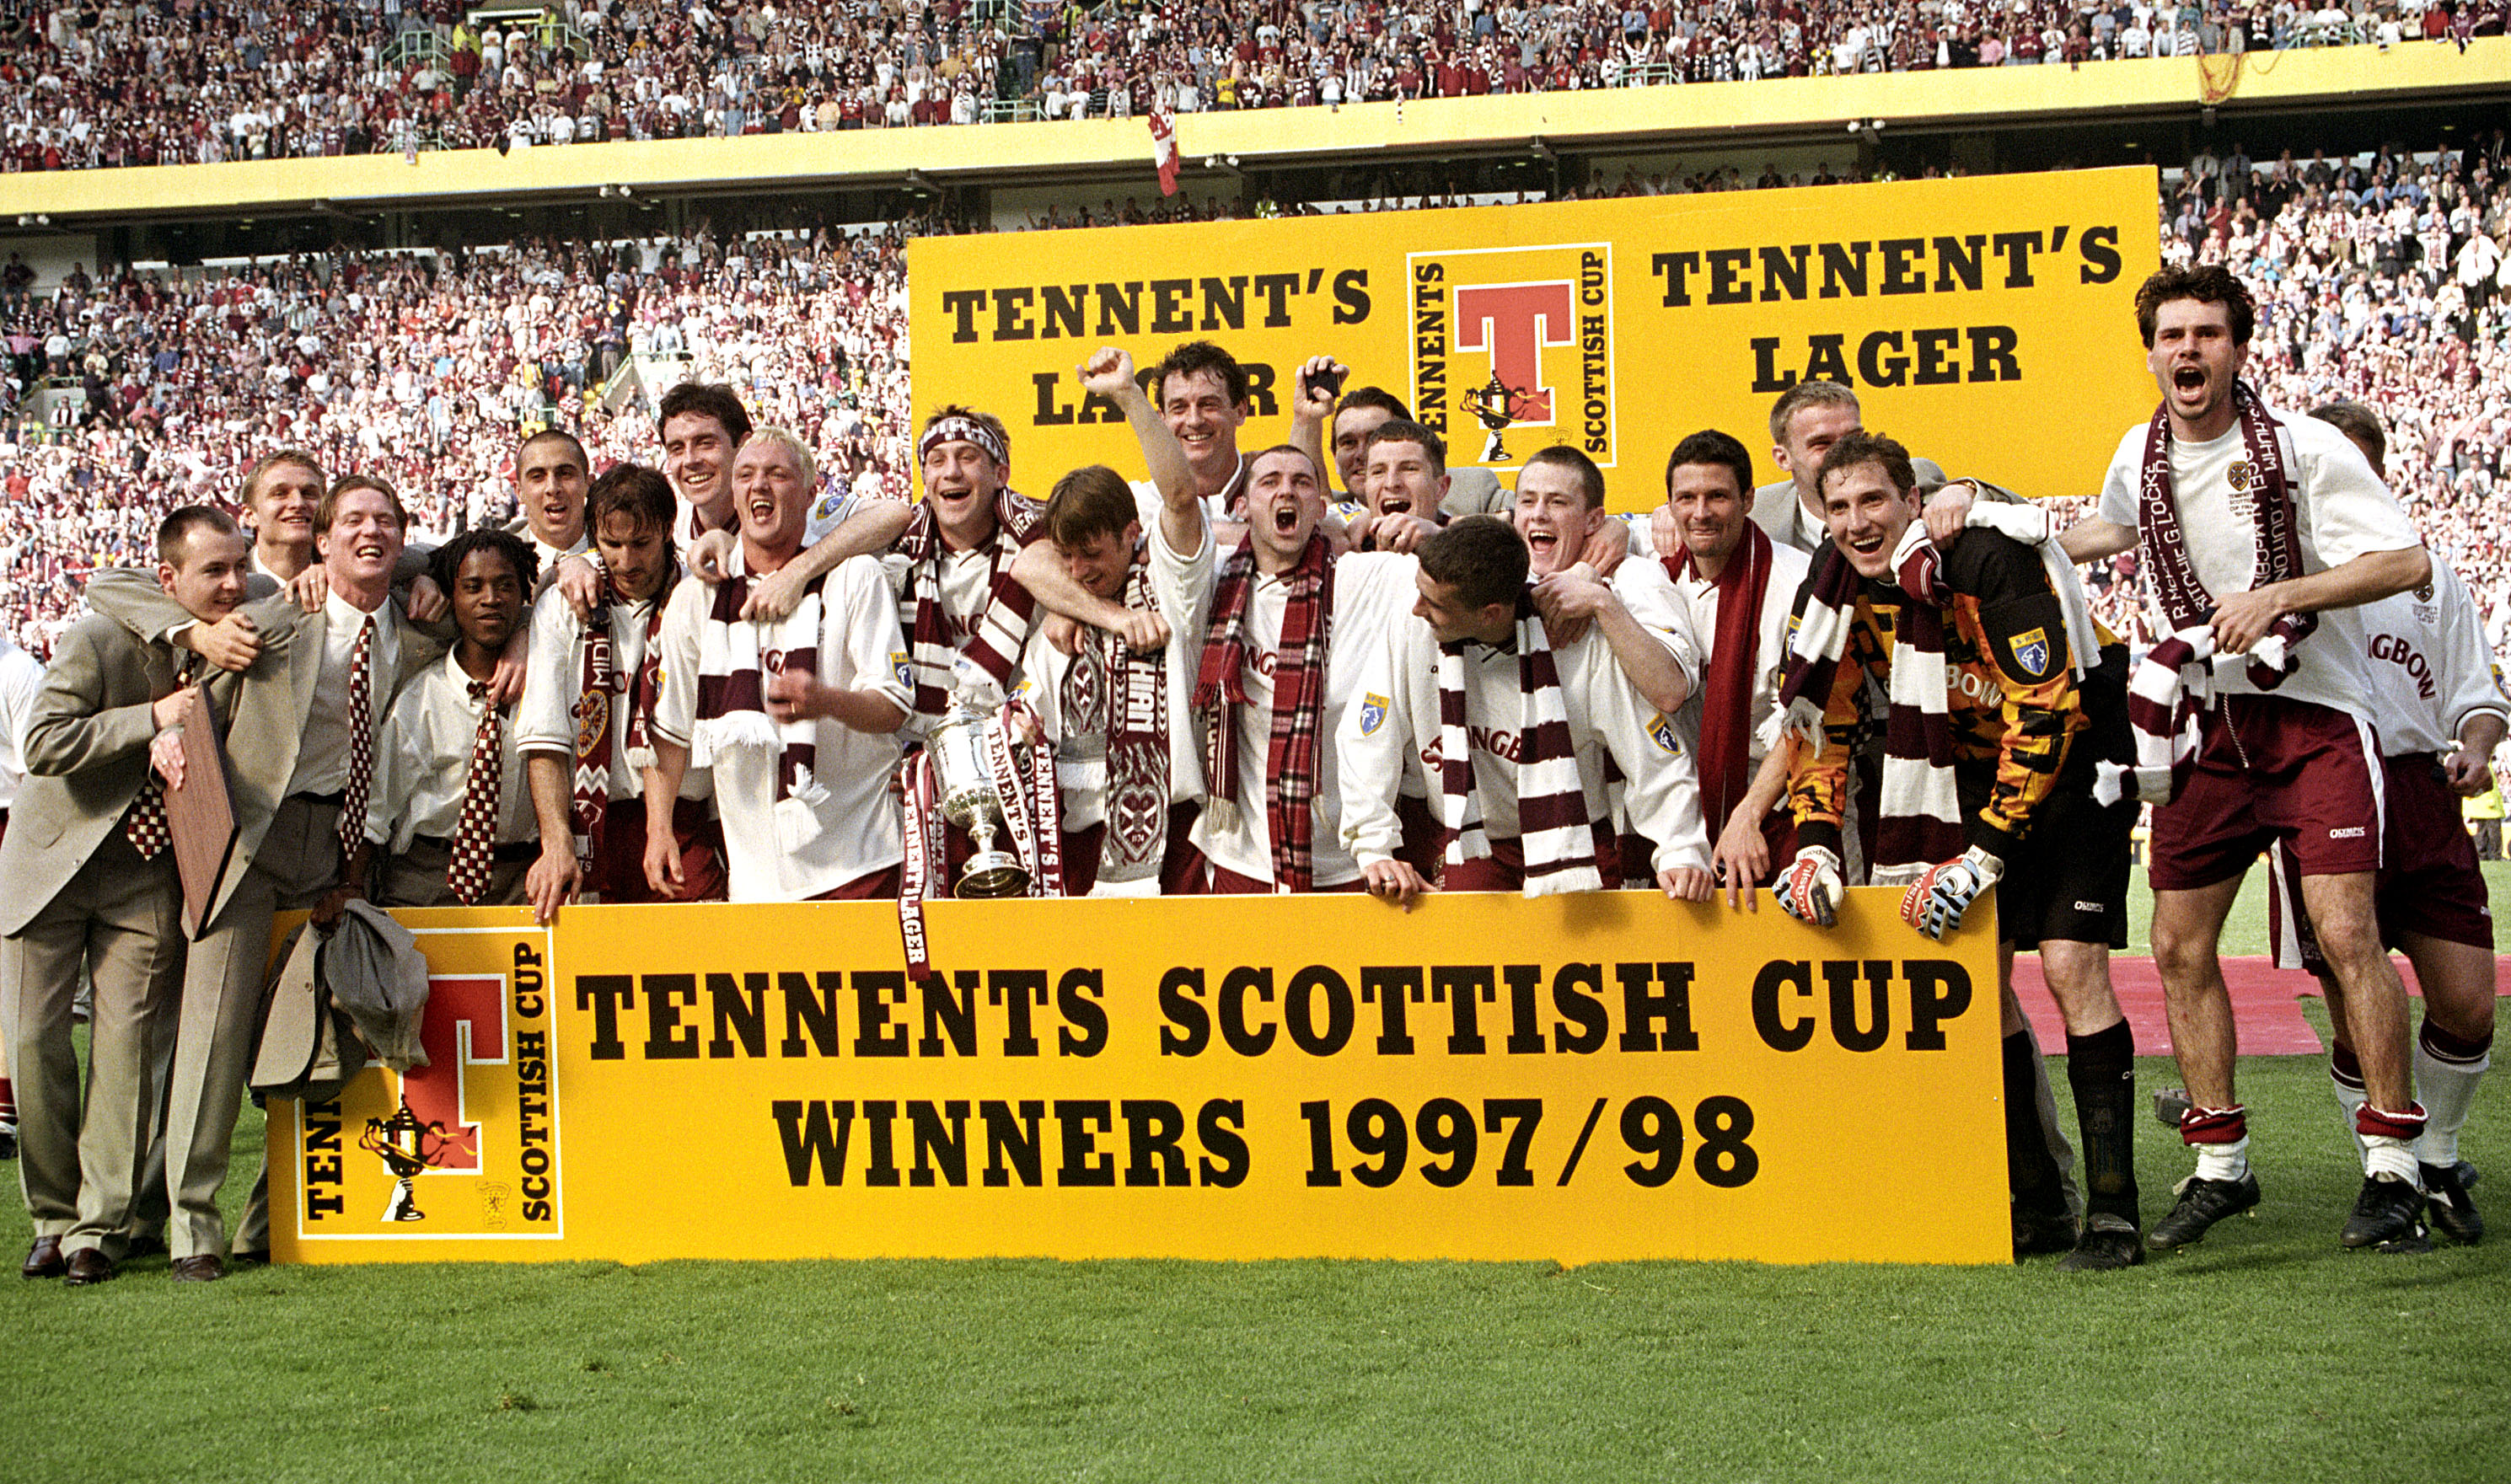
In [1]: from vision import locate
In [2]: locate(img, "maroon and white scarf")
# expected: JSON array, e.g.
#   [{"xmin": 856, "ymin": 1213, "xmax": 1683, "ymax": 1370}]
[
  {"xmin": 1440, "ymin": 590, "xmax": 1599, "ymax": 894},
  {"xmin": 1063, "ymin": 554, "xmax": 1170, "ymax": 882},
  {"xmin": 1194, "ymin": 531, "xmax": 1333, "ymax": 891},
  {"xmin": 893, "ymin": 490, "xmax": 1044, "ymax": 721},
  {"xmin": 2095, "ymin": 624, "xmax": 2216, "ymax": 807},
  {"xmin": 690, "ymin": 558, "xmax": 828, "ymax": 805},
  {"xmin": 2137, "ymin": 379, "xmax": 2313, "ymax": 688},
  {"xmin": 570, "ymin": 565, "xmax": 675, "ymax": 874},
  {"xmin": 1669, "ymin": 521, "xmax": 1773, "ymax": 832},
  {"xmin": 1778, "ymin": 522, "xmax": 1963, "ymax": 881}
]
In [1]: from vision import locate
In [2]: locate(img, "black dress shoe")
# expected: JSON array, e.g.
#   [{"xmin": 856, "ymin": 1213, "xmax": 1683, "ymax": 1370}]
[
  {"xmin": 169, "ymin": 1254, "xmax": 224, "ymax": 1283},
  {"xmin": 122, "ymin": 1233, "xmax": 168, "ymax": 1262},
  {"xmin": 228, "ymin": 1248, "xmax": 271, "ymax": 1268},
  {"xmin": 20, "ymin": 1235, "xmax": 65, "ymax": 1279},
  {"xmin": 62, "ymin": 1248, "xmax": 115, "ymax": 1287}
]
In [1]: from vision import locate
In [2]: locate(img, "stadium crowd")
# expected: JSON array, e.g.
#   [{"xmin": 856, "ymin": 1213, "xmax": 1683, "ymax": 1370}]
[
  {"xmin": 4, "ymin": 136, "xmax": 2507, "ymax": 659},
  {"xmin": 2, "ymin": 0, "xmax": 2506, "ymax": 169}
]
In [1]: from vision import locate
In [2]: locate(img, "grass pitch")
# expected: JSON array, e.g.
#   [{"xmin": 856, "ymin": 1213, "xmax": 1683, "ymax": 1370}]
[{"xmin": 5, "ymin": 871, "xmax": 2506, "ymax": 1482}]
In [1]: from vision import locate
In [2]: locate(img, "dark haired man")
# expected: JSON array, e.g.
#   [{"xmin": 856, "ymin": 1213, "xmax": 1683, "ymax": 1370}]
[
  {"xmin": 1328, "ymin": 384, "xmax": 1505, "ymax": 519},
  {"xmin": 1656, "ymin": 430, "xmax": 1813, "ymax": 898},
  {"xmin": 368, "ymin": 528, "xmax": 542, "ymax": 907},
  {"xmin": 2251, "ymin": 402, "xmax": 2501, "ymax": 1247},
  {"xmin": 507, "ymin": 427, "xmax": 592, "ymax": 570},
  {"xmin": 1341, "ymin": 515, "xmax": 1713, "ymax": 904},
  {"xmin": 518, "ymin": 464, "xmax": 722, "ymax": 920},
  {"xmin": 1017, "ymin": 347, "xmax": 1209, "ymax": 895},
  {"xmin": 1779, "ymin": 432, "xmax": 2143, "ymax": 1268},
  {"xmin": 0, "ymin": 506, "xmax": 244, "ymax": 1284},
  {"xmin": 2063, "ymin": 264, "xmax": 2436, "ymax": 1253}
]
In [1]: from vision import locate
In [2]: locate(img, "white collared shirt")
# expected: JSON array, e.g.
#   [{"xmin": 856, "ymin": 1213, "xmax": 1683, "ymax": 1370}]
[{"xmin": 366, "ymin": 649, "xmax": 537, "ymax": 850}]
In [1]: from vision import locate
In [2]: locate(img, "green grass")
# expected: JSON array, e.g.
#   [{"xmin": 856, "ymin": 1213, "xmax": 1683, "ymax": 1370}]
[{"xmin": 7, "ymin": 1020, "xmax": 2507, "ymax": 1482}]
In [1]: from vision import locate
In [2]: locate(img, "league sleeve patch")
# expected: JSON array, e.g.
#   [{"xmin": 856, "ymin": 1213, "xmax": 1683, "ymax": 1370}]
[
  {"xmin": 1645, "ymin": 712, "xmax": 1682, "ymax": 755},
  {"xmin": 892, "ymin": 651, "xmax": 914, "ymax": 692},
  {"xmin": 1981, "ymin": 590, "xmax": 2068, "ymax": 685},
  {"xmin": 1359, "ymin": 693, "xmax": 1389, "ymax": 737}
]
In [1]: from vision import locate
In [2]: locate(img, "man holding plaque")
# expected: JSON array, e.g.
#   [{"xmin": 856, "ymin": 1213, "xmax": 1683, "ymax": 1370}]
[
  {"xmin": 0, "ymin": 506, "xmax": 248, "ymax": 1285},
  {"xmin": 643, "ymin": 429, "xmax": 912, "ymax": 903}
]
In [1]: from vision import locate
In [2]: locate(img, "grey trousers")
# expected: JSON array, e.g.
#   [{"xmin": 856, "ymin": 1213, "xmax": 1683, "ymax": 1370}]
[{"xmin": 1, "ymin": 833, "xmax": 184, "ymax": 1255}]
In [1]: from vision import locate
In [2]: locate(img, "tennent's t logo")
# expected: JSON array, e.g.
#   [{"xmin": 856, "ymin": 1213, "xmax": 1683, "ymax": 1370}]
[
  {"xmin": 397, "ymin": 975, "xmax": 508, "ymax": 1172},
  {"xmin": 1452, "ymin": 282, "xmax": 1575, "ymax": 423}
]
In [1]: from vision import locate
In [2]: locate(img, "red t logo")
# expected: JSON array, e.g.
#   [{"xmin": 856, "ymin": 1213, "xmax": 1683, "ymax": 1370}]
[
  {"xmin": 398, "ymin": 975, "xmax": 507, "ymax": 1173},
  {"xmin": 1452, "ymin": 282, "xmax": 1575, "ymax": 423}
]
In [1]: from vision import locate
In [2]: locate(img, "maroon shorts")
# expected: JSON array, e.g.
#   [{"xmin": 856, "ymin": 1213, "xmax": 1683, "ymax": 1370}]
[
  {"xmin": 808, "ymin": 865, "xmax": 904, "ymax": 902},
  {"xmin": 2270, "ymin": 753, "xmax": 2495, "ymax": 969},
  {"xmin": 1204, "ymin": 862, "xmax": 1366, "ymax": 894},
  {"xmin": 2149, "ymin": 694, "xmax": 2384, "ymax": 892},
  {"xmin": 593, "ymin": 797, "xmax": 727, "ymax": 903}
]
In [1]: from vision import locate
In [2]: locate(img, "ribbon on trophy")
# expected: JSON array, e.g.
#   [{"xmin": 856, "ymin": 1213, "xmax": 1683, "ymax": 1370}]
[{"xmin": 895, "ymin": 696, "xmax": 1064, "ymax": 982}]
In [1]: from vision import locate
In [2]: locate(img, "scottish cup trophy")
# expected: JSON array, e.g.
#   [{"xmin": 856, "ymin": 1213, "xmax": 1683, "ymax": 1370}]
[
  {"xmin": 1458, "ymin": 370, "xmax": 1524, "ymax": 463},
  {"xmin": 358, "ymin": 1096, "xmax": 453, "ymax": 1223},
  {"xmin": 927, "ymin": 690, "xmax": 1031, "ymax": 897}
]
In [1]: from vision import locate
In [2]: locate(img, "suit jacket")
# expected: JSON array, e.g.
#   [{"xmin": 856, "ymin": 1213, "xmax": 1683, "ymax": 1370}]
[
  {"xmin": 0, "ymin": 613, "xmax": 186, "ymax": 936},
  {"xmin": 83, "ymin": 571, "xmax": 444, "ymax": 927}
]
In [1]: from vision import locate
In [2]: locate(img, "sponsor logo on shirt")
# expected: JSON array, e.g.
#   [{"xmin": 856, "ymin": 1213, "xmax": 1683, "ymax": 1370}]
[{"xmin": 2328, "ymin": 826, "xmax": 2367, "ymax": 839}]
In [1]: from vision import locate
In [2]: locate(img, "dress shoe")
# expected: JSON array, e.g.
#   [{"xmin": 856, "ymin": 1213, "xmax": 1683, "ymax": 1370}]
[
  {"xmin": 169, "ymin": 1254, "xmax": 224, "ymax": 1283},
  {"xmin": 62, "ymin": 1248, "xmax": 115, "ymax": 1287},
  {"xmin": 20, "ymin": 1235, "xmax": 65, "ymax": 1279},
  {"xmin": 122, "ymin": 1232, "xmax": 169, "ymax": 1262},
  {"xmin": 228, "ymin": 1249, "xmax": 271, "ymax": 1269}
]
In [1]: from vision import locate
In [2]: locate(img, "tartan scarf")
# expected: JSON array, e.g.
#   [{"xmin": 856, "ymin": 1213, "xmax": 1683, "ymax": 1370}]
[
  {"xmin": 1439, "ymin": 589, "xmax": 1600, "ymax": 895},
  {"xmin": 570, "ymin": 565, "xmax": 675, "ymax": 875},
  {"xmin": 2137, "ymin": 379, "xmax": 2312, "ymax": 688},
  {"xmin": 1194, "ymin": 530, "xmax": 1333, "ymax": 891},
  {"xmin": 2095, "ymin": 624, "xmax": 2218, "ymax": 807},
  {"xmin": 690, "ymin": 551, "xmax": 828, "ymax": 806},
  {"xmin": 1668, "ymin": 520, "xmax": 1774, "ymax": 833},
  {"xmin": 1779, "ymin": 522, "xmax": 1964, "ymax": 881},
  {"xmin": 894, "ymin": 490, "xmax": 1043, "ymax": 719},
  {"xmin": 1063, "ymin": 554, "xmax": 1170, "ymax": 883}
]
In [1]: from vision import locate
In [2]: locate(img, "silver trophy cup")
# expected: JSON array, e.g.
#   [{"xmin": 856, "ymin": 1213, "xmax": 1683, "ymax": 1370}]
[{"xmin": 928, "ymin": 699, "xmax": 1032, "ymax": 898}]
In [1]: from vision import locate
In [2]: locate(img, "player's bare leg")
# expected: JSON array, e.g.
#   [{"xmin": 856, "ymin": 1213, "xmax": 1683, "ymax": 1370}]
[{"xmin": 2147, "ymin": 876, "xmax": 2261, "ymax": 1251}]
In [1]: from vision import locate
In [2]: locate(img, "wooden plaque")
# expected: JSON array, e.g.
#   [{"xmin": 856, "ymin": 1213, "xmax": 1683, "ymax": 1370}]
[{"xmin": 165, "ymin": 684, "xmax": 240, "ymax": 939}]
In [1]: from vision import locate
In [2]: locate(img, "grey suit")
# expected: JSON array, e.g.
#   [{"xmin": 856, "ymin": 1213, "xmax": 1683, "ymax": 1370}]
[
  {"xmin": 88, "ymin": 573, "xmax": 443, "ymax": 1260},
  {"xmin": 0, "ymin": 613, "xmax": 188, "ymax": 1257}
]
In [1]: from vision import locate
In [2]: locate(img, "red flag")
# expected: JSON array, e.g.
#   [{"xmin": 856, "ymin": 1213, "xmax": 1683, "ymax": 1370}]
[{"xmin": 1149, "ymin": 106, "xmax": 1179, "ymax": 197}]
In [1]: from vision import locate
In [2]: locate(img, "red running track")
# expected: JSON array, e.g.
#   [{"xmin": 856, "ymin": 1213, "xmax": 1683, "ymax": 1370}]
[{"xmin": 2009, "ymin": 955, "xmax": 2511, "ymax": 1057}]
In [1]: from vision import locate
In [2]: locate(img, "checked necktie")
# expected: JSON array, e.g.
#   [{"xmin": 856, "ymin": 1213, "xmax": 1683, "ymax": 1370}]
[
  {"xmin": 447, "ymin": 679, "xmax": 503, "ymax": 906},
  {"xmin": 121, "ymin": 651, "xmax": 201, "ymax": 861},
  {"xmin": 337, "ymin": 614, "xmax": 376, "ymax": 858}
]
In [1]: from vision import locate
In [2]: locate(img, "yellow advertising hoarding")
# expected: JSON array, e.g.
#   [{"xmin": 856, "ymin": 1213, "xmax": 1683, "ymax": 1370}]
[
  {"xmin": 907, "ymin": 168, "xmax": 2159, "ymax": 508},
  {"xmin": 271, "ymin": 891, "xmax": 2006, "ymax": 1267}
]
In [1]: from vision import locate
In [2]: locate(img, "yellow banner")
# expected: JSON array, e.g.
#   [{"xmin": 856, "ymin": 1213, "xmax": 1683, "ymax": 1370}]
[
  {"xmin": 907, "ymin": 168, "xmax": 2159, "ymax": 509},
  {"xmin": 270, "ymin": 892, "xmax": 2005, "ymax": 1267}
]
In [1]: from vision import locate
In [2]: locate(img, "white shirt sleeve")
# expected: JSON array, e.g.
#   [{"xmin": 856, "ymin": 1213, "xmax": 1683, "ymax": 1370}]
[
  {"xmin": 2292, "ymin": 415, "xmax": 2422, "ymax": 566},
  {"xmin": 1610, "ymin": 554, "xmax": 1703, "ymax": 698},
  {"xmin": 2430, "ymin": 557, "xmax": 2511, "ymax": 744},
  {"xmin": 831, "ymin": 555, "xmax": 915, "ymax": 717},
  {"xmin": 1336, "ymin": 619, "xmax": 1425, "ymax": 869},
  {"xmin": 649, "ymin": 576, "xmax": 706, "ymax": 751},
  {"xmin": 1579, "ymin": 641, "xmax": 1711, "ymax": 874},
  {"xmin": 512, "ymin": 587, "xmax": 584, "ymax": 756}
]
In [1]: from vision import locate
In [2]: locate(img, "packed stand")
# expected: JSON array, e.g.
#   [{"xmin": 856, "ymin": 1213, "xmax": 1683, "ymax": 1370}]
[{"xmin": 5, "ymin": 0, "xmax": 2508, "ymax": 170}]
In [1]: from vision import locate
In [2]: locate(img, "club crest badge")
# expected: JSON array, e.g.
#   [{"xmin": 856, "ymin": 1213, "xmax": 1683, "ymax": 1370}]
[{"xmin": 2011, "ymin": 626, "xmax": 2051, "ymax": 678}]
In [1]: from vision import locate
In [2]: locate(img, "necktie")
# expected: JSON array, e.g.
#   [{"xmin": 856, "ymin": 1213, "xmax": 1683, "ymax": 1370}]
[
  {"xmin": 447, "ymin": 679, "xmax": 502, "ymax": 906},
  {"xmin": 122, "ymin": 652, "xmax": 198, "ymax": 861},
  {"xmin": 338, "ymin": 614, "xmax": 376, "ymax": 858}
]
